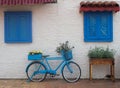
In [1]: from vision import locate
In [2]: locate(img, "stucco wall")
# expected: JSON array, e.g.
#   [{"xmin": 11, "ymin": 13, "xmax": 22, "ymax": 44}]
[{"xmin": 0, "ymin": 0, "xmax": 120, "ymax": 79}]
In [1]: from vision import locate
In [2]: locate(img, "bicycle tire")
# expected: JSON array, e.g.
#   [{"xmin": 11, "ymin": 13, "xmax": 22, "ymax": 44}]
[
  {"xmin": 26, "ymin": 61, "xmax": 47, "ymax": 82},
  {"xmin": 62, "ymin": 61, "xmax": 81, "ymax": 83}
]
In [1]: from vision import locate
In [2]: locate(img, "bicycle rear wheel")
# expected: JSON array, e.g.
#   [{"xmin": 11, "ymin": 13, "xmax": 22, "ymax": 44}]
[
  {"xmin": 62, "ymin": 61, "xmax": 81, "ymax": 83},
  {"xmin": 26, "ymin": 61, "xmax": 47, "ymax": 82}
]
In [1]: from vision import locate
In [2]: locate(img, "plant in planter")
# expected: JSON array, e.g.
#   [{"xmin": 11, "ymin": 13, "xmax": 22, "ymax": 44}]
[
  {"xmin": 56, "ymin": 41, "xmax": 74, "ymax": 60},
  {"xmin": 88, "ymin": 47, "xmax": 115, "ymax": 59},
  {"xmin": 88, "ymin": 47, "xmax": 116, "ymax": 81}
]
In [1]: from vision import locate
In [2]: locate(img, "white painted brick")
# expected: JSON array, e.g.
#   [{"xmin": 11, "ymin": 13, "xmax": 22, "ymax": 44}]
[{"xmin": 0, "ymin": 0, "xmax": 120, "ymax": 79}]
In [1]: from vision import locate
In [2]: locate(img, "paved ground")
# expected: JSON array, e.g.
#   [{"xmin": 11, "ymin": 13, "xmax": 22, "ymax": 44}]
[{"xmin": 0, "ymin": 79, "xmax": 120, "ymax": 88}]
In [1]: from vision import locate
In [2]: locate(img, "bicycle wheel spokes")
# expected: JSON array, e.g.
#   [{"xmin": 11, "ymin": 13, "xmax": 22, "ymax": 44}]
[
  {"xmin": 26, "ymin": 62, "xmax": 47, "ymax": 82},
  {"xmin": 62, "ymin": 61, "xmax": 81, "ymax": 83}
]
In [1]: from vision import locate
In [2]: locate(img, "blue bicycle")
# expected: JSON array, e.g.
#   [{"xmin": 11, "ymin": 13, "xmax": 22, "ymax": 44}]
[{"xmin": 26, "ymin": 50, "xmax": 81, "ymax": 83}]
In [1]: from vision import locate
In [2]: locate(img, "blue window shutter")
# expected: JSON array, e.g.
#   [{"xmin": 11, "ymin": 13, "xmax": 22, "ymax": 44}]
[
  {"xmin": 18, "ymin": 12, "xmax": 32, "ymax": 42},
  {"xmin": 84, "ymin": 12, "xmax": 89, "ymax": 41},
  {"xmin": 84, "ymin": 11, "xmax": 113, "ymax": 42},
  {"xmin": 99, "ymin": 12, "xmax": 113, "ymax": 42},
  {"xmin": 5, "ymin": 13, "xmax": 18, "ymax": 42},
  {"xmin": 84, "ymin": 12, "xmax": 98, "ymax": 42},
  {"xmin": 4, "ymin": 11, "xmax": 32, "ymax": 43}
]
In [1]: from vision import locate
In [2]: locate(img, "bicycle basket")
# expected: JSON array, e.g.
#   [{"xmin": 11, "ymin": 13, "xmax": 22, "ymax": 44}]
[
  {"xmin": 28, "ymin": 54, "xmax": 42, "ymax": 60},
  {"xmin": 61, "ymin": 50, "xmax": 73, "ymax": 60}
]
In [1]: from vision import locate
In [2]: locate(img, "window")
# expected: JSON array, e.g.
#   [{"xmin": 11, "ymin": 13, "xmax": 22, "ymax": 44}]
[
  {"xmin": 4, "ymin": 11, "xmax": 32, "ymax": 43},
  {"xmin": 84, "ymin": 11, "xmax": 113, "ymax": 42}
]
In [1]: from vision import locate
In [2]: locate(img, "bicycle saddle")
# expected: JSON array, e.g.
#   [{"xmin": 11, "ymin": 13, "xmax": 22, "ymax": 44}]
[{"xmin": 42, "ymin": 55, "xmax": 50, "ymax": 58}]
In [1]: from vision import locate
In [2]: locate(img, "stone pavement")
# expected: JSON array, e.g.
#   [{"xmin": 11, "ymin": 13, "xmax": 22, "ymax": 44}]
[{"xmin": 0, "ymin": 79, "xmax": 120, "ymax": 88}]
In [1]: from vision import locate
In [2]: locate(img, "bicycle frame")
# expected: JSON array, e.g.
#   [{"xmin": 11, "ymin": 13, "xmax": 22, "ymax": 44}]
[
  {"xmin": 42, "ymin": 56, "xmax": 69, "ymax": 75},
  {"xmin": 26, "ymin": 49, "xmax": 81, "ymax": 82},
  {"xmin": 26, "ymin": 56, "xmax": 73, "ymax": 79}
]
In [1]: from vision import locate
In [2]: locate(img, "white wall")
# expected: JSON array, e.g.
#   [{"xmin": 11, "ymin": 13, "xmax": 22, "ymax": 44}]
[{"xmin": 0, "ymin": 0, "xmax": 120, "ymax": 79}]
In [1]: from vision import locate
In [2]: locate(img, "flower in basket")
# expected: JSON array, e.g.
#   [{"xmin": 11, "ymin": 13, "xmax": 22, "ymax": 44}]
[
  {"xmin": 56, "ymin": 41, "xmax": 74, "ymax": 60},
  {"xmin": 56, "ymin": 41, "xmax": 74, "ymax": 54},
  {"xmin": 29, "ymin": 50, "xmax": 43, "ymax": 55}
]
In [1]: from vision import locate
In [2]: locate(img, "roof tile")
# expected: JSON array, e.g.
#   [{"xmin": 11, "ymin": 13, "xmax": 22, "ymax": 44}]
[{"xmin": 80, "ymin": 1, "xmax": 119, "ymax": 12}]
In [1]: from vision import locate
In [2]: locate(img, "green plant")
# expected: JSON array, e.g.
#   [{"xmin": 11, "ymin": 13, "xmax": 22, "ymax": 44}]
[
  {"xmin": 56, "ymin": 41, "xmax": 74, "ymax": 54},
  {"xmin": 88, "ymin": 47, "xmax": 115, "ymax": 59}
]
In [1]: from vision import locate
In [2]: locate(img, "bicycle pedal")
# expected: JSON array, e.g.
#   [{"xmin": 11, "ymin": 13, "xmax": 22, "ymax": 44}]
[
  {"xmin": 51, "ymin": 75, "xmax": 55, "ymax": 77},
  {"xmin": 50, "ymin": 74, "xmax": 55, "ymax": 77},
  {"xmin": 56, "ymin": 74, "xmax": 60, "ymax": 76}
]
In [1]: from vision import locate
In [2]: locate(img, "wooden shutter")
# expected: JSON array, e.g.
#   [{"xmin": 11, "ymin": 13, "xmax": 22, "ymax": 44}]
[
  {"xmin": 18, "ymin": 12, "xmax": 32, "ymax": 42},
  {"xmin": 4, "ymin": 11, "xmax": 32, "ymax": 43},
  {"xmin": 84, "ymin": 12, "xmax": 98, "ymax": 42},
  {"xmin": 84, "ymin": 11, "xmax": 113, "ymax": 42},
  {"xmin": 99, "ymin": 12, "xmax": 113, "ymax": 41},
  {"xmin": 5, "ymin": 13, "xmax": 18, "ymax": 42}
]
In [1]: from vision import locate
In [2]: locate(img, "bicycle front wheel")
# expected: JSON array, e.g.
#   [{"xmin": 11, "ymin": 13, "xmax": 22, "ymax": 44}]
[
  {"xmin": 26, "ymin": 61, "xmax": 47, "ymax": 82},
  {"xmin": 62, "ymin": 61, "xmax": 81, "ymax": 83}
]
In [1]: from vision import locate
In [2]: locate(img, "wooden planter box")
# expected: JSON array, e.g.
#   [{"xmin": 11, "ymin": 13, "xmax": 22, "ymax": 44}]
[
  {"xmin": 90, "ymin": 58, "xmax": 114, "ymax": 65},
  {"xmin": 89, "ymin": 58, "xmax": 115, "ymax": 81}
]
